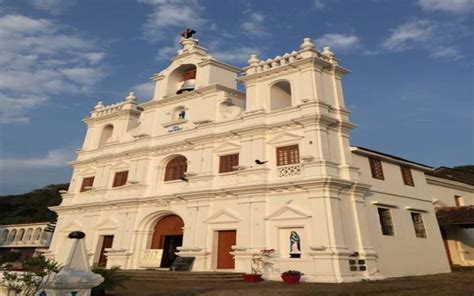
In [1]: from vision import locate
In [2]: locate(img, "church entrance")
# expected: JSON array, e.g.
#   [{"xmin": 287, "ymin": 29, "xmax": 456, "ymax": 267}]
[
  {"xmin": 216, "ymin": 230, "xmax": 236, "ymax": 269},
  {"xmin": 151, "ymin": 215, "xmax": 184, "ymax": 268}
]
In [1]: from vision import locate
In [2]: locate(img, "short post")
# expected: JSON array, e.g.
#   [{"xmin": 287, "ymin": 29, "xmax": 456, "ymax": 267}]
[{"xmin": 41, "ymin": 231, "xmax": 104, "ymax": 296}]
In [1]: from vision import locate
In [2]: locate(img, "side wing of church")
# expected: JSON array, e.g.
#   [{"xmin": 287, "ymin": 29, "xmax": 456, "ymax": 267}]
[{"xmin": 47, "ymin": 34, "xmax": 472, "ymax": 282}]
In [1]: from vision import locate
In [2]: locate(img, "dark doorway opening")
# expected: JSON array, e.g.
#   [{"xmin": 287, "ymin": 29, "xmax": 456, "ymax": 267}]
[
  {"xmin": 98, "ymin": 235, "xmax": 114, "ymax": 267},
  {"xmin": 160, "ymin": 235, "xmax": 183, "ymax": 268}
]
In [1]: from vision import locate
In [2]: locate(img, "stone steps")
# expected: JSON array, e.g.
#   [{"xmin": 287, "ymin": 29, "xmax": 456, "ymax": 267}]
[{"xmin": 118, "ymin": 270, "xmax": 245, "ymax": 282}]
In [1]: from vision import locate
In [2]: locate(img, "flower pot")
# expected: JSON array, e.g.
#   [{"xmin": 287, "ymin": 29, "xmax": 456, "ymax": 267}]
[
  {"xmin": 281, "ymin": 274, "xmax": 301, "ymax": 284},
  {"xmin": 243, "ymin": 274, "xmax": 263, "ymax": 283}
]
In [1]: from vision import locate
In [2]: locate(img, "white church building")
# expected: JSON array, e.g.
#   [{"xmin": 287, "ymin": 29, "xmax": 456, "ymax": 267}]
[{"xmin": 47, "ymin": 33, "xmax": 473, "ymax": 283}]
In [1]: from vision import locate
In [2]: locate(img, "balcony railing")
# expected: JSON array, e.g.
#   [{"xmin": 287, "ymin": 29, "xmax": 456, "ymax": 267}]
[{"xmin": 277, "ymin": 164, "xmax": 302, "ymax": 177}]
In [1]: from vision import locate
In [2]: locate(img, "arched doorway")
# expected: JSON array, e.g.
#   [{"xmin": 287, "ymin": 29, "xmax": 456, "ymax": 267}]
[{"xmin": 151, "ymin": 215, "xmax": 184, "ymax": 267}]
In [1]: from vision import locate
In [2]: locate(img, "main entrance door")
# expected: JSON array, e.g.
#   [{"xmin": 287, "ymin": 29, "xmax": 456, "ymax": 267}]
[
  {"xmin": 216, "ymin": 230, "xmax": 236, "ymax": 269},
  {"xmin": 151, "ymin": 215, "xmax": 184, "ymax": 268}
]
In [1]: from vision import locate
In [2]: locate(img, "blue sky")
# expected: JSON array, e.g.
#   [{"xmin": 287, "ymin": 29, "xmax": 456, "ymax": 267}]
[{"xmin": 0, "ymin": 0, "xmax": 472, "ymax": 195}]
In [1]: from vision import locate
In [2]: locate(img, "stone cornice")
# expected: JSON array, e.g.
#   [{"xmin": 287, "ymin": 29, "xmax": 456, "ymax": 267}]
[
  {"xmin": 140, "ymin": 84, "xmax": 245, "ymax": 109},
  {"xmin": 51, "ymin": 177, "xmax": 363, "ymax": 213}
]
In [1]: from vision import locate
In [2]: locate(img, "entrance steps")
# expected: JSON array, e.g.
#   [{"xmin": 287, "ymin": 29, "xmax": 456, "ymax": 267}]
[{"xmin": 118, "ymin": 269, "xmax": 245, "ymax": 282}]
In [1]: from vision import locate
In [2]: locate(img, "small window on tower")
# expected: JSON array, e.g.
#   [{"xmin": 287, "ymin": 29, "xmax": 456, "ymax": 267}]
[
  {"xmin": 276, "ymin": 145, "xmax": 300, "ymax": 166},
  {"xmin": 112, "ymin": 171, "xmax": 128, "ymax": 187},
  {"xmin": 369, "ymin": 158, "xmax": 384, "ymax": 180},
  {"xmin": 219, "ymin": 154, "xmax": 239, "ymax": 173},
  {"xmin": 80, "ymin": 176, "xmax": 95, "ymax": 192}
]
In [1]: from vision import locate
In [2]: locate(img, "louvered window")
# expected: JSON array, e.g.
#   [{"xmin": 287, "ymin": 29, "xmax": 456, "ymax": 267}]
[
  {"xmin": 411, "ymin": 212, "xmax": 427, "ymax": 238},
  {"xmin": 164, "ymin": 156, "xmax": 188, "ymax": 181},
  {"xmin": 276, "ymin": 145, "xmax": 300, "ymax": 166},
  {"xmin": 369, "ymin": 158, "xmax": 384, "ymax": 180},
  {"xmin": 80, "ymin": 177, "xmax": 94, "ymax": 192},
  {"xmin": 112, "ymin": 171, "xmax": 128, "ymax": 187},
  {"xmin": 377, "ymin": 207, "xmax": 394, "ymax": 236},
  {"xmin": 219, "ymin": 154, "xmax": 239, "ymax": 173},
  {"xmin": 400, "ymin": 166, "xmax": 414, "ymax": 186}
]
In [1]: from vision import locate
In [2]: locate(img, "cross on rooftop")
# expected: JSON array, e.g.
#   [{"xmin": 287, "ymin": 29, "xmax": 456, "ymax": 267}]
[{"xmin": 181, "ymin": 28, "xmax": 196, "ymax": 39}]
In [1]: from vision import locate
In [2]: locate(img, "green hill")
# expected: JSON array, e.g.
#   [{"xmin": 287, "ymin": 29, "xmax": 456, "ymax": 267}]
[{"xmin": 0, "ymin": 184, "xmax": 67, "ymax": 225}]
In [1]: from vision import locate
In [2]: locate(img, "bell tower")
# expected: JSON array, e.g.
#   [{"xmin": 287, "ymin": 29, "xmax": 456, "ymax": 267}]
[{"xmin": 151, "ymin": 29, "xmax": 241, "ymax": 101}]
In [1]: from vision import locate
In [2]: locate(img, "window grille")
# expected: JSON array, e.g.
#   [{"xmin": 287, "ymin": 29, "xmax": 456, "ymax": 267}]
[
  {"xmin": 369, "ymin": 158, "xmax": 384, "ymax": 180},
  {"xmin": 377, "ymin": 207, "xmax": 394, "ymax": 236},
  {"xmin": 411, "ymin": 212, "xmax": 427, "ymax": 238},
  {"xmin": 400, "ymin": 166, "xmax": 414, "ymax": 186},
  {"xmin": 164, "ymin": 156, "xmax": 187, "ymax": 181}
]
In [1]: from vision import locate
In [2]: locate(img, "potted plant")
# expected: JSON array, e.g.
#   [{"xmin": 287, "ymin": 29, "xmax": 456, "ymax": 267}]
[
  {"xmin": 281, "ymin": 270, "xmax": 303, "ymax": 284},
  {"xmin": 242, "ymin": 249, "xmax": 275, "ymax": 283}
]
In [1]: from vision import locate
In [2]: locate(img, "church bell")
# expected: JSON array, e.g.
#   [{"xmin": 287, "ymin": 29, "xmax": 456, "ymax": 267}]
[{"xmin": 177, "ymin": 68, "xmax": 196, "ymax": 94}]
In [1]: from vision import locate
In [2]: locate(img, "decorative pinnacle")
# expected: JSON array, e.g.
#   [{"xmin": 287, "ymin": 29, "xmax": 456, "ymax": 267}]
[
  {"xmin": 248, "ymin": 54, "xmax": 260, "ymax": 66},
  {"xmin": 94, "ymin": 101, "xmax": 104, "ymax": 110},
  {"xmin": 125, "ymin": 91, "xmax": 137, "ymax": 102},
  {"xmin": 300, "ymin": 38, "xmax": 315, "ymax": 51},
  {"xmin": 322, "ymin": 46, "xmax": 335, "ymax": 57}
]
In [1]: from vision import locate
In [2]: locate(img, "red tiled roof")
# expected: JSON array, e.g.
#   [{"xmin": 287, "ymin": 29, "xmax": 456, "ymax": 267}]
[{"xmin": 436, "ymin": 206, "xmax": 474, "ymax": 227}]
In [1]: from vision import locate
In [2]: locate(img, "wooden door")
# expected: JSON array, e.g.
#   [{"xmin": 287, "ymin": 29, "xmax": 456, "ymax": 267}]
[
  {"xmin": 98, "ymin": 235, "xmax": 114, "ymax": 267},
  {"xmin": 217, "ymin": 230, "xmax": 236, "ymax": 269}
]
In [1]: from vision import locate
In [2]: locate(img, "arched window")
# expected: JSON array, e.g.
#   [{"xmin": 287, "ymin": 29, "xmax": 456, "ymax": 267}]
[
  {"xmin": 1, "ymin": 230, "xmax": 9, "ymax": 243},
  {"xmin": 25, "ymin": 228, "xmax": 33, "ymax": 242},
  {"xmin": 98, "ymin": 124, "xmax": 114, "ymax": 148},
  {"xmin": 164, "ymin": 156, "xmax": 188, "ymax": 181},
  {"xmin": 270, "ymin": 81, "xmax": 292, "ymax": 111},
  {"xmin": 8, "ymin": 229, "xmax": 16, "ymax": 243},
  {"xmin": 17, "ymin": 229, "xmax": 25, "ymax": 242},
  {"xmin": 172, "ymin": 106, "xmax": 186, "ymax": 121},
  {"xmin": 33, "ymin": 228, "xmax": 42, "ymax": 241}
]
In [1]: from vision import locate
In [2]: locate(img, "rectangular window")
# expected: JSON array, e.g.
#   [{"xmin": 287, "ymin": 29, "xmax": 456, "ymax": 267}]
[
  {"xmin": 377, "ymin": 207, "xmax": 394, "ymax": 236},
  {"xmin": 410, "ymin": 212, "xmax": 427, "ymax": 238},
  {"xmin": 80, "ymin": 176, "xmax": 95, "ymax": 192},
  {"xmin": 369, "ymin": 158, "xmax": 384, "ymax": 180},
  {"xmin": 112, "ymin": 171, "xmax": 128, "ymax": 187},
  {"xmin": 219, "ymin": 154, "xmax": 239, "ymax": 173},
  {"xmin": 276, "ymin": 145, "xmax": 300, "ymax": 166},
  {"xmin": 400, "ymin": 166, "xmax": 414, "ymax": 186}
]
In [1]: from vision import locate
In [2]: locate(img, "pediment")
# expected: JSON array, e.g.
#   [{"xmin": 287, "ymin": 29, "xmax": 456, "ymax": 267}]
[
  {"xmin": 60, "ymin": 220, "xmax": 83, "ymax": 232},
  {"xmin": 79, "ymin": 167, "xmax": 96, "ymax": 176},
  {"xmin": 205, "ymin": 208, "xmax": 242, "ymax": 224},
  {"xmin": 92, "ymin": 218, "xmax": 119, "ymax": 230},
  {"xmin": 265, "ymin": 205, "xmax": 311, "ymax": 221},
  {"xmin": 267, "ymin": 132, "xmax": 304, "ymax": 145},
  {"xmin": 213, "ymin": 141, "xmax": 241, "ymax": 153},
  {"xmin": 110, "ymin": 161, "xmax": 130, "ymax": 170}
]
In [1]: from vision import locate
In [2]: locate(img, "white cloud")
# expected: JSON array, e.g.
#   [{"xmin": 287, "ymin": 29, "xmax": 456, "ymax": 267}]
[
  {"xmin": 0, "ymin": 147, "xmax": 74, "ymax": 169},
  {"xmin": 211, "ymin": 47, "xmax": 261, "ymax": 64},
  {"xmin": 241, "ymin": 12, "xmax": 268, "ymax": 37},
  {"xmin": 417, "ymin": 0, "xmax": 472, "ymax": 13},
  {"xmin": 31, "ymin": 0, "xmax": 75, "ymax": 14},
  {"xmin": 315, "ymin": 33, "xmax": 360, "ymax": 51},
  {"xmin": 132, "ymin": 82, "xmax": 155, "ymax": 100},
  {"xmin": 139, "ymin": 0, "xmax": 206, "ymax": 41},
  {"xmin": 313, "ymin": 0, "xmax": 326, "ymax": 9},
  {"xmin": 382, "ymin": 20, "xmax": 435, "ymax": 51},
  {"xmin": 430, "ymin": 46, "xmax": 463, "ymax": 60},
  {"xmin": 0, "ymin": 14, "xmax": 106, "ymax": 124}
]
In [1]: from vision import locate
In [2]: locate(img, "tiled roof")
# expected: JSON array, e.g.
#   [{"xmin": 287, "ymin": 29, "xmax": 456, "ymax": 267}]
[
  {"xmin": 436, "ymin": 206, "xmax": 474, "ymax": 226},
  {"xmin": 427, "ymin": 167, "xmax": 474, "ymax": 186}
]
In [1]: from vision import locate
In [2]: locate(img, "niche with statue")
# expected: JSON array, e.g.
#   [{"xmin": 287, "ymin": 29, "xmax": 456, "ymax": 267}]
[{"xmin": 278, "ymin": 227, "xmax": 304, "ymax": 259}]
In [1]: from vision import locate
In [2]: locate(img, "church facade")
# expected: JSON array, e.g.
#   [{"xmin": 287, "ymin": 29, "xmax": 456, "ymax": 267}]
[{"xmin": 47, "ymin": 34, "xmax": 473, "ymax": 282}]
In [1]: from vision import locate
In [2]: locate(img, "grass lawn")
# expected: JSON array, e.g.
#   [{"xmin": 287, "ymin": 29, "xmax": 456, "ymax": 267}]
[{"xmin": 115, "ymin": 267, "xmax": 474, "ymax": 296}]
